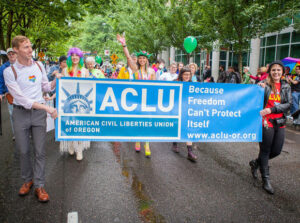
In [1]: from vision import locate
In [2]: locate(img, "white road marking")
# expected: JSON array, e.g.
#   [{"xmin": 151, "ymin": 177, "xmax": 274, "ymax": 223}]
[{"xmin": 67, "ymin": 212, "xmax": 78, "ymax": 223}]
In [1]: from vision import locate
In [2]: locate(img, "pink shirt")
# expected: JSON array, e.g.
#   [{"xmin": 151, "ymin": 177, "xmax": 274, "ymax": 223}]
[{"xmin": 4, "ymin": 60, "xmax": 54, "ymax": 109}]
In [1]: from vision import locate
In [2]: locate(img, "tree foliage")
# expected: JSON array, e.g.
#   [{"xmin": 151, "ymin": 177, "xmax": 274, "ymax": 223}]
[
  {"xmin": 1, "ymin": 0, "xmax": 299, "ymax": 62},
  {"xmin": 0, "ymin": 0, "xmax": 85, "ymax": 51},
  {"xmin": 193, "ymin": 0, "xmax": 300, "ymax": 72}
]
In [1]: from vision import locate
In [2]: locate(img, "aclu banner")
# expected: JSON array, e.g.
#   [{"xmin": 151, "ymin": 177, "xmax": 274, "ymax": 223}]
[{"xmin": 56, "ymin": 78, "xmax": 263, "ymax": 142}]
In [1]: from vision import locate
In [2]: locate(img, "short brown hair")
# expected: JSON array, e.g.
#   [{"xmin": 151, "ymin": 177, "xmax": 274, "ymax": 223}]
[
  {"xmin": 12, "ymin": 35, "xmax": 29, "ymax": 48},
  {"xmin": 178, "ymin": 67, "xmax": 192, "ymax": 81}
]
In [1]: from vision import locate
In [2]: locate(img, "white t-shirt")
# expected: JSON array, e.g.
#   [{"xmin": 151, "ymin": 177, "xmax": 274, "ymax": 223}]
[{"xmin": 159, "ymin": 72, "xmax": 178, "ymax": 81}]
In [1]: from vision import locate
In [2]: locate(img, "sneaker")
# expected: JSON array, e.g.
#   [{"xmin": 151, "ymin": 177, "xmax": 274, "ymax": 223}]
[
  {"xmin": 135, "ymin": 143, "xmax": 141, "ymax": 152},
  {"xmin": 68, "ymin": 147, "xmax": 75, "ymax": 155},
  {"xmin": 76, "ymin": 151, "xmax": 83, "ymax": 161},
  {"xmin": 144, "ymin": 144, "xmax": 151, "ymax": 157},
  {"xmin": 12, "ymin": 136, "xmax": 15, "ymax": 141}
]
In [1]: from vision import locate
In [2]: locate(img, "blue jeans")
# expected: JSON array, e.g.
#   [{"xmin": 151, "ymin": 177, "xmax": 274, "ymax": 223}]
[{"xmin": 291, "ymin": 91, "xmax": 300, "ymax": 114}]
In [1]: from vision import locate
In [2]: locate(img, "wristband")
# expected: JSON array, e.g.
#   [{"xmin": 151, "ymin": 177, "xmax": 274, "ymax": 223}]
[{"xmin": 122, "ymin": 45, "xmax": 127, "ymax": 47}]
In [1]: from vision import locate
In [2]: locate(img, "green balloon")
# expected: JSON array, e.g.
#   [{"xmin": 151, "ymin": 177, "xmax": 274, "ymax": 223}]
[
  {"xmin": 95, "ymin": 56, "xmax": 102, "ymax": 64},
  {"xmin": 183, "ymin": 36, "xmax": 197, "ymax": 53},
  {"xmin": 66, "ymin": 56, "xmax": 72, "ymax": 68}
]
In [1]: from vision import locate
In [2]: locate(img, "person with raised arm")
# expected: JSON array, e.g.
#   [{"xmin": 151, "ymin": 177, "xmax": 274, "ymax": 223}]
[{"xmin": 117, "ymin": 34, "xmax": 155, "ymax": 157}]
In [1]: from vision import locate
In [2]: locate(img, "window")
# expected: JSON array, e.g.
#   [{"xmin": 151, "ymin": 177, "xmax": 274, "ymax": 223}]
[
  {"xmin": 220, "ymin": 51, "xmax": 227, "ymax": 60},
  {"xmin": 277, "ymin": 33, "xmax": 290, "ymax": 44},
  {"xmin": 175, "ymin": 55, "xmax": 182, "ymax": 63},
  {"xmin": 175, "ymin": 49, "xmax": 181, "ymax": 55},
  {"xmin": 242, "ymin": 52, "xmax": 249, "ymax": 67},
  {"xmin": 266, "ymin": 36, "xmax": 276, "ymax": 46},
  {"xmin": 220, "ymin": 61, "xmax": 226, "ymax": 68},
  {"xmin": 290, "ymin": 44, "xmax": 300, "ymax": 58},
  {"xmin": 182, "ymin": 55, "xmax": 187, "ymax": 65},
  {"xmin": 228, "ymin": 52, "xmax": 233, "ymax": 66},
  {"xmin": 292, "ymin": 32, "xmax": 300, "ymax": 43},
  {"xmin": 231, "ymin": 53, "xmax": 239, "ymax": 69},
  {"xmin": 265, "ymin": 47, "xmax": 275, "ymax": 64},
  {"xmin": 276, "ymin": 45, "xmax": 289, "ymax": 60},
  {"xmin": 195, "ymin": 54, "xmax": 201, "ymax": 67},
  {"xmin": 259, "ymin": 48, "xmax": 265, "ymax": 67},
  {"xmin": 260, "ymin": 37, "xmax": 266, "ymax": 47}
]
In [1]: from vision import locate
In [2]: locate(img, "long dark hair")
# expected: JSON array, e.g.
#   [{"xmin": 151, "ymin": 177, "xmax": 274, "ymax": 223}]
[
  {"xmin": 267, "ymin": 63, "xmax": 283, "ymax": 95},
  {"xmin": 137, "ymin": 56, "xmax": 149, "ymax": 72},
  {"xmin": 178, "ymin": 67, "xmax": 192, "ymax": 81}
]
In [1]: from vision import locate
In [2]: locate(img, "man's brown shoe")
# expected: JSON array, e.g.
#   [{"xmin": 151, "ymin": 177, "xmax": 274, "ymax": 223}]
[
  {"xmin": 18, "ymin": 181, "xmax": 33, "ymax": 196},
  {"xmin": 35, "ymin": 187, "xmax": 50, "ymax": 203}
]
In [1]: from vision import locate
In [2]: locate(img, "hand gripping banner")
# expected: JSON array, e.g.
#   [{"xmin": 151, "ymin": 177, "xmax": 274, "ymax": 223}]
[{"xmin": 56, "ymin": 78, "xmax": 264, "ymax": 142}]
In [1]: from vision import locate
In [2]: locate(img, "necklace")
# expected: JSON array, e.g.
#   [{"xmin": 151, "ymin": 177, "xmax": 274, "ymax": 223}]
[
  {"xmin": 69, "ymin": 68, "xmax": 82, "ymax": 77},
  {"xmin": 139, "ymin": 69, "xmax": 149, "ymax": 80}
]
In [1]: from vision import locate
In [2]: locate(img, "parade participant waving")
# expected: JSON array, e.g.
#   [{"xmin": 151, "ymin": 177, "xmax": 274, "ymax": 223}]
[
  {"xmin": 249, "ymin": 61, "xmax": 291, "ymax": 194},
  {"xmin": 60, "ymin": 47, "xmax": 90, "ymax": 161},
  {"xmin": 172, "ymin": 67, "xmax": 197, "ymax": 162},
  {"xmin": 117, "ymin": 34, "xmax": 156, "ymax": 157},
  {"xmin": 4, "ymin": 36, "xmax": 58, "ymax": 202}
]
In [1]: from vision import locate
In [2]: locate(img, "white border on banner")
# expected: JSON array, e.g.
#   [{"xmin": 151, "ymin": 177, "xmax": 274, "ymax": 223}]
[{"xmin": 57, "ymin": 79, "xmax": 183, "ymax": 141}]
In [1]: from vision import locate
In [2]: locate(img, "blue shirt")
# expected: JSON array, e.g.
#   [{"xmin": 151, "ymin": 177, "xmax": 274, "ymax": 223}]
[
  {"xmin": 47, "ymin": 65, "xmax": 61, "ymax": 82},
  {"xmin": 0, "ymin": 61, "xmax": 11, "ymax": 94}
]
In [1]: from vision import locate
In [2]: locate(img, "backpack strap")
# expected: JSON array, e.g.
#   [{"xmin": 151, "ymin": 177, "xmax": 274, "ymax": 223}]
[
  {"xmin": 10, "ymin": 61, "xmax": 43, "ymax": 81},
  {"xmin": 34, "ymin": 61, "xmax": 43, "ymax": 73},
  {"xmin": 10, "ymin": 65, "xmax": 18, "ymax": 80}
]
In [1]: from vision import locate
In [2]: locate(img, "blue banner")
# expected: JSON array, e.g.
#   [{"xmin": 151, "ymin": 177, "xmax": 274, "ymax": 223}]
[{"xmin": 56, "ymin": 78, "xmax": 263, "ymax": 142}]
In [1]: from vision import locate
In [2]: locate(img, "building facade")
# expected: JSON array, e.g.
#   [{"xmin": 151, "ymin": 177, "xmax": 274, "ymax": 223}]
[{"xmin": 161, "ymin": 22, "xmax": 300, "ymax": 79}]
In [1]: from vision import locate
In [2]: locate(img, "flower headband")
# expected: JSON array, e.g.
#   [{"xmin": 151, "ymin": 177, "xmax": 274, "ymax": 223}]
[{"xmin": 135, "ymin": 50, "xmax": 152, "ymax": 59}]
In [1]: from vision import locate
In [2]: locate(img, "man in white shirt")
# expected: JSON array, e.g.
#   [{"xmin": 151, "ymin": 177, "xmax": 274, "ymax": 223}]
[
  {"xmin": 4, "ymin": 35, "xmax": 57, "ymax": 203},
  {"xmin": 159, "ymin": 62, "xmax": 178, "ymax": 81}
]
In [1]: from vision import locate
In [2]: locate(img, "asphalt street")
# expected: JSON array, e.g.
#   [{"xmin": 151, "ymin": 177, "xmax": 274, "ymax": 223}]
[{"xmin": 0, "ymin": 101, "xmax": 300, "ymax": 223}]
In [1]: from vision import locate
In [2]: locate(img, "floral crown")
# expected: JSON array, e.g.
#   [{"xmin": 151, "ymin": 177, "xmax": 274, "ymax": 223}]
[{"xmin": 135, "ymin": 50, "xmax": 152, "ymax": 59}]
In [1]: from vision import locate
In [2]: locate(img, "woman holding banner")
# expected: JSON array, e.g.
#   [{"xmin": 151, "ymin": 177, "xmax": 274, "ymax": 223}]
[
  {"xmin": 249, "ymin": 61, "xmax": 291, "ymax": 194},
  {"xmin": 172, "ymin": 67, "xmax": 197, "ymax": 162},
  {"xmin": 60, "ymin": 47, "xmax": 90, "ymax": 161},
  {"xmin": 117, "ymin": 34, "xmax": 156, "ymax": 157}
]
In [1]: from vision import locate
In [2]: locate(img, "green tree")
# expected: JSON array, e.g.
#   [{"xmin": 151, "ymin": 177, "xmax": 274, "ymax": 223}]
[
  {"xmin": 194, "ymin": 0, "xmax": 299, "ymax": 73},
  {"xmin": 109, "ymin": 0, "xmax": 170, "ymax": 59},
  {"xmin": 0, "ymin": 0, "xmax": 84, "ymax": 51}
]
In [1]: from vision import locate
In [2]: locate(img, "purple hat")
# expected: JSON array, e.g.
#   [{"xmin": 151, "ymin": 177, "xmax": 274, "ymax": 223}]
[{"xmin": 67, "ymin": 47, "xmax": 83, "ymax": 58}]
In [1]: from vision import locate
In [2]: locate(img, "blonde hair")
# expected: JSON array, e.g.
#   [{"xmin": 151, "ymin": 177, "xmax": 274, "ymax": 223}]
[
  {"xmin": 189, "ymin": 63, "xmax": 198, "ymax": 71},
  {"xmin": 260, "ymin": 67, "xmax": 267, "ymax": 73},
  {"xmin": 170, "ymin": 62, "xmax": 177, "ymax": 67},
  {"xmin": 12, "ymin": 35, "xmax": 29, "ymax": 49}
]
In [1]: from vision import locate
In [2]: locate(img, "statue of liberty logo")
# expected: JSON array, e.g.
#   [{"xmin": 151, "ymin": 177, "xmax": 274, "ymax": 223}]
[{"xmin": 61, "ymin": 82, "xmax": 93, "ymax": 114}]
